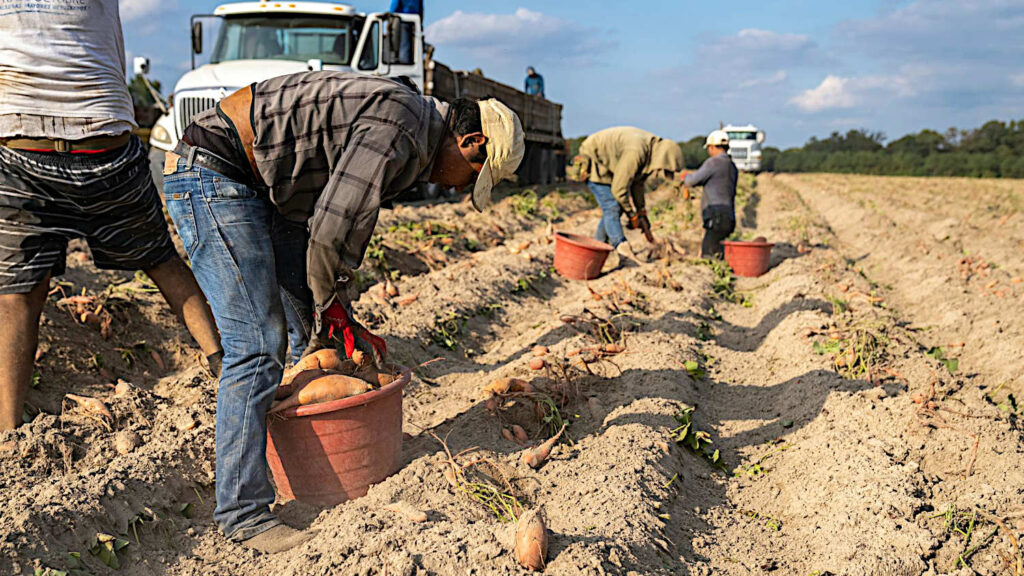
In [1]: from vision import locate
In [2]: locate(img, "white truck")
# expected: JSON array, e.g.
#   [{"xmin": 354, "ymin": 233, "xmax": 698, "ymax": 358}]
[
  {"xmin": 140, "ymin": 1, "xmax": 564, "ymax": 189},
  {"xmin": 721, "ymin": 124, "xmax": 766, "ymax": 172}
]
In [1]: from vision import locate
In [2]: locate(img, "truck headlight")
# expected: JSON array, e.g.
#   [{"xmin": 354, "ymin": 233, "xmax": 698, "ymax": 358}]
[{"xmin": 151, "ymin": 124, "xmax": 171, "ymax": 145}]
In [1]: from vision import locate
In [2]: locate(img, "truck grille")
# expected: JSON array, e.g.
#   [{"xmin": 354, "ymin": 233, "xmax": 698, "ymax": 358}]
[
  {"xmin": 177, "ymin": 96, "xmax": 217, "ymax": 133},
  {"xmin": 729, "ymin": 148, "xmax": 748, "ymax": 159}
]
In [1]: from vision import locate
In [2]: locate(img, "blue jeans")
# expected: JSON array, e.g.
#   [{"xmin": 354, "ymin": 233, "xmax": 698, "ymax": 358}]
[
  {"xmin": 588, "ymin": 181, "xmax": 626, "ymax": 247},
  {"xmin": 163, "ymin": 159, "xmax": 312, "ymax": 540}
]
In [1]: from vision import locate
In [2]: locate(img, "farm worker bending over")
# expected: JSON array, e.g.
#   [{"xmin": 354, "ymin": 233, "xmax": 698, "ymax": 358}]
[
  {"xmin": 525, "ymin": 66, "xmax": 545, "ymax": 98},
  {"xmin": 683, "ymin": 130, "xmax": 738, "ymax": 258},
  {"xmin": 0, "ymin": 0, "xmax": 223, "ymax": 432},
  {"xmin": 164, "ymin": 72, "xmax": 524, "ymax": 553},
  {"xmin": 574, "ymin": 127, "xmax": 683, "ymax": 262}
]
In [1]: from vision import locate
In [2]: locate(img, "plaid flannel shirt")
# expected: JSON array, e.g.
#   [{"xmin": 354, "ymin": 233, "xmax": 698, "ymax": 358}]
[{"xmin": 187, "ymin": 72, "xmax": 449, "ymax": 312}]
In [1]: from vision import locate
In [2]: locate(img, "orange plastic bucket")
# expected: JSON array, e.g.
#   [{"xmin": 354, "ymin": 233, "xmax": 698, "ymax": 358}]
[
  {"xmin": 265, "ymin": 366, "xmax": 411, "ymax": 507},
  {"xmin": 722, "ymin": 240, "xmax": 774, "ymax": 277},
  {"xmin": 553, "ymin": 231, "xmax": 613, "ymax": 280}
]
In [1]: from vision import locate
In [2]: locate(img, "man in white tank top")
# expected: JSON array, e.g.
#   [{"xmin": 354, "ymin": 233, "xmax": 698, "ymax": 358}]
[{"xmin": 0, "ymin": 2, "xmax": 235, "ymax": 549}]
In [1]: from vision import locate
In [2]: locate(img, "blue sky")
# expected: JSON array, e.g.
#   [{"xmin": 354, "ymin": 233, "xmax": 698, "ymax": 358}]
[{"xmin": 122, "ymin": 0, "xmax": 1024, "ymax": 148}]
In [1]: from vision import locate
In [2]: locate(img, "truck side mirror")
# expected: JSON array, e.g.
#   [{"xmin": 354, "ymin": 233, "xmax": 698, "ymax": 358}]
[
  {"xmin": 191, "ymin": 21, "xmax": 203, "ymax": 54},
  {"xmin": 385, "ymin": 14, "xmax": 402, "ymax": 64},
  {"xmin": 756, "ymin": 131, "xmax": 765, "ymax": 144},
  {"xmin": 133, "ymin": 57, "xmax": 150, "ymax": 77}
]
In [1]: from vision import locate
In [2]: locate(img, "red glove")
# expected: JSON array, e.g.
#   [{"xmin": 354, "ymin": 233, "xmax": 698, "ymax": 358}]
[{"xmin": 321, "ymin": 301, "xmax": 387, "ymax": 367}]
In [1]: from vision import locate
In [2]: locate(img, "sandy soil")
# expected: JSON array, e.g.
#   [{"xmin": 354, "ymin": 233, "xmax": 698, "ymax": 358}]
[{"xmin": 1, "ymin": 175, "xmax": 1021, "ymax": 576}]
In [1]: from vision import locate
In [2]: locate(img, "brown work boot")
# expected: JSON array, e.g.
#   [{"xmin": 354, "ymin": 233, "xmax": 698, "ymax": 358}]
[{"xmin": 240, "ymin": 524, "xmax": 314, "ymax": 554}]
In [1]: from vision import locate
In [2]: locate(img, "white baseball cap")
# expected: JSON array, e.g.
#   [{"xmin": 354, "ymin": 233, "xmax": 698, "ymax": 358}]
[
  {"xmin": 704, "ymin": 130, "xmax": 730, "ymax": 148},
  {"xmin": 472, "ymin": 99, "xmax": 526, "ymax": 211}
]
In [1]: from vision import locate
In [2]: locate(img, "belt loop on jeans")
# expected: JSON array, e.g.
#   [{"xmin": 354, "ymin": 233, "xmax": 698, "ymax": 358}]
[{"xmin": 186, "ymin": 146, "xmax": 198, "ymax": 169}]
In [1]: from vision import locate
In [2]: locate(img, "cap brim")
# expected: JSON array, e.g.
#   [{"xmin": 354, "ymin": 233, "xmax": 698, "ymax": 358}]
[{"xmin": 471, "ymin": 160, "xmax": 494, "ymax": 212}]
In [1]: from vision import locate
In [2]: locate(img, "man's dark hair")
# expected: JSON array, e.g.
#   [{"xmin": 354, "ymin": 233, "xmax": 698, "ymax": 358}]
[{"xmin": 451, "ymin": 97, "xmax": 482, "ymax": 137}]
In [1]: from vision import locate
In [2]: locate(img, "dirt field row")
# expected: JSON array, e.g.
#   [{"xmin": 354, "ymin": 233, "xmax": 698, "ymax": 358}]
[{"xmin": 1, "ymin": 175, "xmax": 1021, "ymax": 575}]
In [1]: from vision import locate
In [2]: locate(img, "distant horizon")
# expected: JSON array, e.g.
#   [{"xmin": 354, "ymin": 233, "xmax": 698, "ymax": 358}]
[{"xmin": 122, "ymin": 0, "xmax": 1024, "ymax": 149}]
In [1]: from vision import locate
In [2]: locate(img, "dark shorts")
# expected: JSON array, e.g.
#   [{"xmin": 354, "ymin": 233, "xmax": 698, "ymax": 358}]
[{"xmin": 0, "ymin": 136, "xmax": 176, "ymax": 294}]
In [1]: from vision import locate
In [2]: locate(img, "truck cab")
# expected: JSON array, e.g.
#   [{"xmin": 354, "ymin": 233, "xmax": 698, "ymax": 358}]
[
  {"xmin": 146, "ymin": 1, "xmax": 421, "ymax": 154},
  {"xmin": 722, "ymin": 124, "xmax": 766, "ymax": 173}
]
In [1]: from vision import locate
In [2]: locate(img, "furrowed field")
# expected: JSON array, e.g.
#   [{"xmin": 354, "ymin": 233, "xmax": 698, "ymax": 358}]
[{"xmin": 2, "ymin": 174, "xmax": 1022, "ymax": 575}]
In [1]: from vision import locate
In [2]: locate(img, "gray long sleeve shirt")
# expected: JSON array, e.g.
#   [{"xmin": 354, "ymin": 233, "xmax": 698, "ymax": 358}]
[{"xmin": 684, "ymin": 153, "xmax": 738, "ymax": 212}]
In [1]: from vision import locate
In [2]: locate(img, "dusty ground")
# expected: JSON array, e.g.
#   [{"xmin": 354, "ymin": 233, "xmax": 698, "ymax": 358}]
[{"xmin": 1, "ymin": 174, "xmax": 1022, "ymax": 575}]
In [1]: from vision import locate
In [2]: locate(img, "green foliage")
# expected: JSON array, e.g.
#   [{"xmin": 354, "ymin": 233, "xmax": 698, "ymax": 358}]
[
  {"xmin": 429, "ymin": 311, "xmax": 466, "ymax": 350},
  {"xmin": 509, "ymin": 189, "xmax": 539, "ymax": 218},
  {"xmin": 927, "ymin": 346, "xmax": 959, "ymax": 374},
  {"xmin": 89, "ymin": 533, "xmax": 129, "ymax": 570},
  {"xmin": 770, "ymin": 120, "xmax": 1024, "ymax": 178},
  {"xmin": 127, "ymin": 74, "xmax": 161, "ymax": 107},
  {"xmin": 671, "ymin": 407, "xmax": 726, "ymax": 471},
  {"xmin": 744, "ymin": 509, "xmax": 782, "ymax": 531},
  {"xmin": 565, "ymin": 136, "xmax": 587, "ymax": 159},
  {"xmin": 678, "ymin": 136, "xmax": 709, "ymax": 169},
  {"xmin": 683, "ymin": 360, "xmax": 705, "ymax": 378},
  {"xmin": 700, "ymin": 258, "xmax": 753, "ymax": 306}
]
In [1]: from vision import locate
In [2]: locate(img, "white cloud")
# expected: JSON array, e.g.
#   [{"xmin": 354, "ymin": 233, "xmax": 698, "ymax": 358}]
[
  {"xmin": 738, "ymin": 70, "xmax": 788, "ymax": 89},
  {"xmin": 697, "ymin": 28, "xmax": 828, "ymax": 70},
  {"xmin": 792, "ymin": 76, "xmax": 855, "ymax": 112},
  {"xmin": 120, "ymin": 0, "xmax": 161, "ymax": 22},
  {"xmin": 792, "ymin": 73, "xmax": 918, "ymax": 112},
  {"xmin": 425, "ymin": 8, "xmax": 613, "ymax": 65}
]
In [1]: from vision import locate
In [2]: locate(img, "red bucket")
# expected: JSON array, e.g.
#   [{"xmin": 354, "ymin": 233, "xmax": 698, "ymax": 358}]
[
  {"xmin": 266, "ymin": 366, "xmax": 411, "ymax": 507},
  {"xmin": 553, "ymin": 231, "xmax": 613, "ymax": 280},
  {"xmin": 722, "ymin": 240, "xmax": 774, "ymax": 277}
]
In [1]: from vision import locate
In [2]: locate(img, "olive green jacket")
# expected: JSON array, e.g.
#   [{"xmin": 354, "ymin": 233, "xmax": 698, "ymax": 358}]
[{"xmin": 578, "ymin": 126, "xmax": 683, "ymax": 214}]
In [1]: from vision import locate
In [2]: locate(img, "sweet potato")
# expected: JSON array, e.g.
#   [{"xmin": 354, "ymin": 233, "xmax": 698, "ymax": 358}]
[
  {"xmin": 522, "ymin": 424, "xmax": 567, "ymax": 469},
  {"xmin": 65, "ymin": 394, "xmax": 113, "ymax": 423},
  {"xmin": 529, "ymin": 358, "xmax": 545, "ymax": 371},
  {"xmin": 275, "ymin": 368, "xmax": 327, "ymax": 399},
  {"xmin": 281, "ymin": 348, "xmax": 342, "ymax": 387},
  {"xmin": 269, "ymin": 374, "xmax": 371, "ymax": 413},
  {"xmin": 514, "ymin": 508, "xmax": 549, "ymax": 571},
  {"xmin": 483, "ymin": 377, "xmax": 528, "ymax": 396},
  {"xmin": 532, "ymin": 345, "xmax": 548, "ymax": 357},
  {"xmin": 511, "ymin": 424, "xmax": 529, "ymax": 445},
  {"xmin": 350, "ymin": 351, "xmax": 398, "ymax": 387},
  {"xmin": 385, "ymin": 500, "xmax": 427, "ymax": 523}
]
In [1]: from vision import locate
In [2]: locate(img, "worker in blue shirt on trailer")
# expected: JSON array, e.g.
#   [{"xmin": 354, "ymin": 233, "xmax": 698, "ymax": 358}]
[{"xmin": 525, "ymin": 66, "xmax": 545, "ymax": 98}]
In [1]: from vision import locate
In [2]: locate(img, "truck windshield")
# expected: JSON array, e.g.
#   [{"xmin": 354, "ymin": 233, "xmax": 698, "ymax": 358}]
[
  {"xmin": 726, "ymin": 132, "xmax": 757, "ymax": 141},
  {"xmin": 211, "ymin": 15, "xmax": 360, "ymax": 65}
]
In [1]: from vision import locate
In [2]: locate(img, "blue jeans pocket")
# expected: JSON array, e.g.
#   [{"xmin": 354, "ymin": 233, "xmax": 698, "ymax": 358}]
[
  {"xmin": 164, "ymin": 179, "xmax": 200, "ymax": 258},
  {"xmin": 211, "ymin": 177, "xmax": 257, "ymax": 201}
]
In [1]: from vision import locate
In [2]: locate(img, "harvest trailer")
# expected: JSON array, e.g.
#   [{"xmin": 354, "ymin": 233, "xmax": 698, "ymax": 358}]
[{"xmin": 141, "ymin": 2, "xmax": 564, "ymax": 187}]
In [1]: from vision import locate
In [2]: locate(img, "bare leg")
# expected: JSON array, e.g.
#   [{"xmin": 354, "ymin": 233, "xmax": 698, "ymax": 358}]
[
  {"xmin": 145, "ymin": 256, "xmax": 222, "ymax": 358},
  {"xmin": 0, "ymin": 276, "xmax": 49, "ymax": 431}
]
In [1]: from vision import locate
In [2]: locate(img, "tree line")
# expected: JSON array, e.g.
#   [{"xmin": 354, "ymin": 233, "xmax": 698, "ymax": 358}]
[{"xmin": 568, "ymin": 119, "xmax": 1024, "ymax": 178}]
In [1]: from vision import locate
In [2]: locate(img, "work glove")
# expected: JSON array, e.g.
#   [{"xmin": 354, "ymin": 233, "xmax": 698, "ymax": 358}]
[
  {"xmin": 628, "ymin": 211, "xmax": 650, "ymax": 231},
  {"xmin": 324, "ymin": 301, "xmax": 387, "ymax": 367},
  {"xmin": 307, "ymin": 300, "xmax": 387, "ymax": 367}
]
